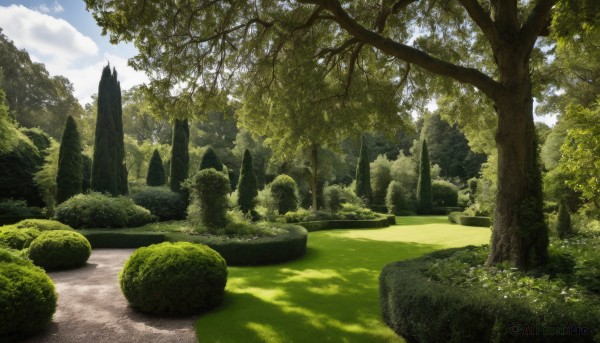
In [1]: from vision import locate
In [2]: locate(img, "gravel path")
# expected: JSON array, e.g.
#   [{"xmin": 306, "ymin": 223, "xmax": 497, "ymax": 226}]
[{"xmin": 24, "ymin": 249, "xmax": 197, "ymax": 343}]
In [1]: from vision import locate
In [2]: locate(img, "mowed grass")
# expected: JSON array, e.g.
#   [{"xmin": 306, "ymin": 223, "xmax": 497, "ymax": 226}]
[{"xmin": 195, "ymin": 216, "xmax": 490, "ymax": 343}]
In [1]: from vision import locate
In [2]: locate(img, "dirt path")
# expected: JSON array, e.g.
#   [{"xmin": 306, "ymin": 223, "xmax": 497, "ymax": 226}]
[{"xmin": 24, "ymin": 249, "xmax": 197, "ymax": 343}]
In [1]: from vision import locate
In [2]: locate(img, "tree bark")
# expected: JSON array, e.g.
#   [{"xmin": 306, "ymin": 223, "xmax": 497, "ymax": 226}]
[
  {"xmin": 310, "ymin": 143, "xmax": 319, "ymax": 214},
  {"xmin": 487, "ymin": 49, "xmax": 548, "ymax": 269}
]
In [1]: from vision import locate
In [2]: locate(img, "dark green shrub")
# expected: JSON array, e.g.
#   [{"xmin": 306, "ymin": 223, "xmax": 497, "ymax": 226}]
[
  {"xmin": 458, "ymin": 216, "xmax": 491, "ymax": 227},
  {"xmin": 432, "ymin": 180, "xmax": 458, "ymax": 207},
  {"xmin": 199, "ymin": 146, "xmax": 223, "ymax": 171},
  {"xmin": 0, "ymin": 134, "xmax": 44, "ymax": 207},
  {"xmin": 386, "ymin": 181, "xmax": 409, "ymax": 215},
  {"xmin": 0, "ymin": 227, "xmax": 39, "ymax": 249},
  {"xmin": 131, "ymin": 187, "xmax": 186, "ymax": 221},
  {"xmin": 0, "ymin": 199, "xmax": 43, "ymax": 217},
  {"xmin": 447, "ymin": 211, "xmax": 462, "ymax": 224},
  {"xmin": 416, "ymin": 140, "xmax": 432, "ymax": 214},
  {"xmin": 270, "ymin": 174, "xmax": 299, "ymax": 215},
  {"xmin": 323, "ymin": 184, "xmax": 363, "ymax": 212},
  {"xmin": 146, "ymin": 149, "xmax": 166, "ymax": 186},
  {"xmin": 80, "ymin": 230, "xmax": 166, "ymax": 248},
  {"xmin": 13, "ymin": 219, "xmax": 73, "ymax": 231},
  {"xmin": 355, "ymin": 136, "xmax": 372, "ymax": 204},
  {"xmin": 191, "ymin": 168, "xmax": 230, "ymax": 230},
  {"xmin": 28, "ymin": 230, "xmax": 91, "ymax": 270},
  {"xmin": 56, "ymin": 116, "xmax": 83, "ymax": 204},
  {"xmin": 55, "ymin": 193, "xmax": 155, "ymax": 229},
  {"xmin": 298, "ymin": 216, "xmax": 391, "ymax": 232},
  {"xmin": 20, "ymin": 127, "xmax": 51, "ymax": 153},
  {"xmin": 170, "ymin": 119, "xmax": 189, "ymax": 196},
  {"xmin": 284, "ymin": 209, "xmax": 335, "ymax": 223},
  {"xmin": 82, "ymin": 154, "xmax": 92, "ymax": 193},
  {"xmin": 557, "ymin": 200, "xmax": 572, "ymax": 239},
  {"xmin": 120, "ymin": 242, "xmax": 228, "ymax": 315},
  {"xmin": 0, "ymin": 248, "xmax": 57, "ymax": 341},
  {"xmin": 575, "ymin": 253, "xmax": 600, "ymax": 295},
  {"xmin": 237, "ymin": 149, "xmax": 258, "ymax": 215}
]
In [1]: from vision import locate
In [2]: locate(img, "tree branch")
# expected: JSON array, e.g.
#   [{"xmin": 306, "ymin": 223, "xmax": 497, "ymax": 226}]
[
  {"xmin": 519, "ymin": 0, "xmax": 556, "ymax": 52},
  {"xmin": 457, "ymin": 0, "xmax": 500, "ymax": 48}
]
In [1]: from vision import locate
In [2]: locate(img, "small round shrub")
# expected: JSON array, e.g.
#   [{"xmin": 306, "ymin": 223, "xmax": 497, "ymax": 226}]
[
  {"xmin": 190, "ymin": 169, "xmax": 230, "ymax": 230},
  {"xmin": 120, "ymin": 242, "xmax": 228, "ymax": 315},
  {"xmin": 270, "ymin": 175, "xmax": 298, "ymax": 215},
  {"xmin": 431, "ymin": 180, "xmax": 458, "ymax": 207},
  {"xmin": 0, "ymin": 248, "xmax": 57, "ymax": 340},
  {"xmin": 13, "ymin": 219, "xmax": 73, "ymax": 231},
  {"xmin": 28, "ymin": 230, "xmax": 91, "ymax": 270},
  {"xmin": 0, "ymin": 227, "xmax": 39, "ymax": 249},
  {"xmin": 131, "ymin": 187, "xmax": 187, "ymax": 221},
  {"xmin": 386, "ymin": 181, "xmax": 410, "ymax": 215},
  {"xmin": 55, "ymin": 193, "xmax": 155, "ymax": 228},
  {"xmin": 323, "ymin": 184, "xmax": 363, "ymax": 212}
]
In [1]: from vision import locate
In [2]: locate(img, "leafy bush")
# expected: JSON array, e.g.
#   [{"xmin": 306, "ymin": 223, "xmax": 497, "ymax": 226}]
[
  {"xmin": 55, "ymin": 193, "xmax": 155, "ymax": 228},
  {"xmin": 386, "ymin": 181, "xmax": 410, "ymax": 215},
  {"xmin": 131, "ymin": 187, "xmax": 187, "ymax": 221},
  {"xmin": 189, "ymin": 168, "xmax": 230, "ymax": 230},
  {"xmin": 13, "ymin": 219, "xmax": 73, "ymax": 231},
  {"xmin": 431, "ymin": 180, "xmax": 458, "ymax": 207},
  {"xmin": 0, "ymin": 199, "xmax": 43, "ymax": 217},
  {"xmin": 447, "ymin": 211, "xmax": 462, "ymax": 224},
  {"xmin": 336, "ymin": 203, "xmax": 378, "ymax": 220},
  {"xmin": 370, "ymin": 155, "xmax": 392, "ymax": 205},
  {"xmin": 557, "ymin": 200, "xmax": 572, "ymax": 239},
  {"xmin": 270, "ymin": 175, "xmax": 299, "ymax": 215},
  {"xmin": 0, "ymin": 248, "xmax": 57, "ymax": 341},
  {"xmin": 323, "ymin": 184, "xmax": 363, "ymax": 212},
  {"xmin": 120, "ymin": 242, "xmax": 228, "ymax": 315},
  {"xmin": 284, "ymin": 209, "xmax": 336, "ymax": 223},
  {"xmin": 457, "ymin": 190, "xmax": 470, "ymax": 208},
  {"xmin": 28, "ymin": 230, "xmax": 91, "ymax": 270},
  {"xmin": 0, "ymin": 134, "xmax": 44, "ymax": 207},
  {"xmin": 458, "ymin": 216, "xmax": 491, "ymax": 227},
  {"xmin": 0, "ymin": 227, "xmax": 39, "ymax": 249}
]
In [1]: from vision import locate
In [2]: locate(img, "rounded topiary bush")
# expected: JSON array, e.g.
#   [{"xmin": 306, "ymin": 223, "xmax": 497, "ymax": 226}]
[
  {"xmin": 431, "ymin": 180, "xmax": 458, "ymax": 207},
  {"xmin": 270, "ymin": 174, "xmax": 298, "ymax": 215},
  {"xmin": 0, "ymin": 227, "xmax": 40, "ymax": 249},
  {"xmin": 0, "ymin": 248, "xmax": 57, "ymax": 341},
  {"xmin": 191, "ymin": 169, "xmax": 230, "ymax": 230},
  {"xmin": 386, "ymin": 181, "xmax": 410, "ymax": 215},
  {"xmin": 13, "ymin": 219, "xmax": 73, "ymax": 231},
  {"xmin": 28, "ymin": 230, "xmax": 91, "ymax": 270},
  {"xmin": 131, "ymin": 187, "xmax": 187, "ymax": 221},
  {"xmin": 120, "ymin": 242, "xmax": 228, "ymax": 315}
]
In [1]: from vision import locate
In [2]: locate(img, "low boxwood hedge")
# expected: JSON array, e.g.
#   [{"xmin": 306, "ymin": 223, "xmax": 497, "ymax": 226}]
[
  {"xmin": 0, "ymin": 248, "xmax": 57, "ymax": 341},
  {"xmin": 380, "ymin": 247, "xmax": 600, "ymax": 343},
  {"xmin": 80, "ymin": 230, "xmax": 167, "ymax": 248},
  {"xmin": 27, "ymin": 230, "xmax": 91, "ymax": 270},
  {"xmin": 298, "ymin": 215, "xmax": 391, "ymax": 232},
  {"xmin": 120, "ymin": 242, "xmax": 227, "ymax": 315},
  {"xmin": 458, "ymin": 216, "xmax": 492, "ymax": 227},
  {"xmin": 169, "ymin": 224, "xmax": 308, "ymax": 266}
]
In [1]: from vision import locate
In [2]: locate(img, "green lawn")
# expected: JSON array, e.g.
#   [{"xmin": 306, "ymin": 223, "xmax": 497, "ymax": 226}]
[{"xmin": 195, "ymin": 216, "xmax": 490, "ymax": 342}]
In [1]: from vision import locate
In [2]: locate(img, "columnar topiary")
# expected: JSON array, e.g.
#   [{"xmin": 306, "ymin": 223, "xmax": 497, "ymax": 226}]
[
  {"xmin": 417, "ymin": 140, "xmax": 433, "ymax": 214},
  {"xmin": 192, "ymin": 168, "xmax": 230, "ymax": 230},
  {"xmin": 556, "ymin": 200, "xmax": 572, "ymax": 239},
  {"xmin": 81, "ymin": 154, "xmax": 92, "ymax": 193},
  {"xmin": 355, "ymin": 136, "xmax": 372, "ymax": 204},
  {"xmin": 270, "ymin": 174, "xmax": 299, "ymax": 215},
  {"xmin": 199, "ymin": 146, "xmax": 223, "ymax": 171},
  {"xmin": 91, "ymin": 65, "xmax": 128, "ymax": 196},
  {"xmin": 170, "ymin": 119, "xmax": 189, "ymax": 195},
  {"xmin": 120, "ymin": 242, "xmax": 227, "ymax": 315},
  {"xmin": 146, "ymin": 149, "xmax": 166, "ymax": 186},
  {"xmin": 56, "ymin": 116, "xmax": 83, "ymax": 204},
  {"xmin": 237, "ymin": 149, "xmax": 258, "ymax": 215},
  {"xmin": 386, "ymin": 181, "xmax": 409, "ymax": 215}
]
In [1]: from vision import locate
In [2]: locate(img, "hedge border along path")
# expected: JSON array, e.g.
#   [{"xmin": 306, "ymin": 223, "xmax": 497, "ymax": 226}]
[{"xmin": 23, "ymin": 249, "xmax": 197, "ymax": 343}]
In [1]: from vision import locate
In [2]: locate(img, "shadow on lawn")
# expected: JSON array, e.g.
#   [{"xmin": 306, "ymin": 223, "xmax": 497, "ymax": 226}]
[{"xmin": 196, "ymin": 236, "xmax": 442, "ymax": 342}]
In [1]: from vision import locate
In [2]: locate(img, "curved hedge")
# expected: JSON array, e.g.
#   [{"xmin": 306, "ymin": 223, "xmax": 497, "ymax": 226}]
[
  {"xmin": 120, "ymin": 242, "xmax": 227, "ymax": 315},
  {"xmin": 177, "ymin": 224, "xmax": 308, "ymax": 266},
  {"xmin": 298, "ymin": 215, "xmax": 392, "ymax": 232},
  {"xmin": 379, "ymin": 247, "xmax": 600, "ymax": 343},
  {"xmin": 28, "ymin": 230, "xmax": 91, "ymax": 270},
  {"xmin": 0, "ymin": 248, "xmax": 57, "ymax": 341},
  {"xmin": 458, "ymin": 216, "xmax": 491, "ymax": 227}
]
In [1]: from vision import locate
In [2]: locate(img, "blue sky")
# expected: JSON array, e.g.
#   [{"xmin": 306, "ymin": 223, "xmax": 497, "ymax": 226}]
[{"xmin": 0, "ymin": 0, "xmax": 147, "ymax": 105}]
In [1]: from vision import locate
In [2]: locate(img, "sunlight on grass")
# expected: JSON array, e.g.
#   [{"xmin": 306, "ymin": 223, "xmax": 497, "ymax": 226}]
[{"xmin": 196, "ymin": 217, "xmax": 491, "ymax": 342}]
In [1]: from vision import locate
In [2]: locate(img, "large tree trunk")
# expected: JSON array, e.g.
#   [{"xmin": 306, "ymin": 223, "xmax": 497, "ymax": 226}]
[
  {"xmin": 310, "ymin": 144, "xmax": 319, "ymax": 214},
  {"xmin": 487, "ymin": 49, "xmax": 548, "ymax": 269}
]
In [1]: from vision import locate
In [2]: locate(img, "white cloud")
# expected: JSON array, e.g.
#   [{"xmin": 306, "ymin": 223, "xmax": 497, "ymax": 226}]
[
  {"xmin": 34, "ymin": 1, "xmax": 64, "ymax": 14},
  {"xmin": 0, "ymin": 4, "xmax": 97, "ymax": 69}
]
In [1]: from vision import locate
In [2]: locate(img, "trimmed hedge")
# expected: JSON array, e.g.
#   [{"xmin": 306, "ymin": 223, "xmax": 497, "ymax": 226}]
[
  {"xmin": 169, "ymin": 224, "xmax": 308, "ymax": 266},
  {"xmin": 80, "ymin": 230, "xmax": 167, "ymax": 248},
  {"xmin": 28, "ymin": 230, "xmax": 91, "ymax": 270},
  {"xmin": 0, "ymin": 248, "xmax": 57, "ymax": 341},
  {"xmin": 380, "ymin": 247, "xmax": 600, "ymax": 343},
  {"xmin": 12, "ymin": 219, "xmax": 73, "ymax": 231},
  {"xmin": 120, "ymin": 242, "xmax": 227, "ymax": 315},
  {"xmin": 131, "ymin": 187, "xmax": 187, "ymax": 221},
  {"xmin": 298, "ymin": 215, "xmax": 391, "ymax": 232},
  {"xmin": 458, "ymin": 216, "xmax": 491, "ymax": 227}
]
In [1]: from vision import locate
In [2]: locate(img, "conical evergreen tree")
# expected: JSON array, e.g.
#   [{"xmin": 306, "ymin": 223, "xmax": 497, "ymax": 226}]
[
  {"xmin": 170, "ymin": 119, "xmax": 189, "ymax": 194},
  {"xmin": 237, "ymin": 149, "xmax": 258, "ymax": 215},
  {"xmin": 556, "ymin": 200, "xmax": 572, "ymax": 239},
  {"xmin": 56, "ymin": 116, "xmax": 83, "ymax": 204},
  {"xmin": 82, "ymin": 154, "xmax": 92, "ymax": 193},
  {"xmin": 199, "ymin": 146, "xmax": 223, "ymax": 171},
  {"xmin": 417, "ymin": 140, "xmax": 433, "ymax": 214},
  {"xmin": 147, "ymin": 149, "xmax": 166, "ymax": 186},
  {"xmin": 355, "ymin": 136, "xmax": 372, "ymax": 204},
  {"xmin": 91, "ymin": 65, "xmax": 128, "ymax": 195}
]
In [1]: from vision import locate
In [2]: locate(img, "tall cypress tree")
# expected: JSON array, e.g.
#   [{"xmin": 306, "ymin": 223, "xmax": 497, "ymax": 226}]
[
  {"xmin": 91, "ymin": 65, "xmax": 127, "ymax": 195},
  {"xmin": 355, "ymin": 136, "xmax": 372, "ymax": 204},
  {"xmin": 237, "ymin": 149, "xmax": 258, "ymax": 215},
  {"xmin": 147, "ymin": 149, "xmax": 166, "ymax": 186},
  {"xmin": 56, "ymin": 116, "xmax": 83, "ymax": 204},
  {"xmin": 170, "ymin": 119, "xmax": 189, "ymax": 194},
  {"xmin": 417, "ymin": 140, "xmax": 433, "ymax": 214},
  {"xmin": 82, "ymin": 154, "xmax": 92, "ymax": 193},
  {"xmin": 199, "ymin": 146, "xmax": 223, "ymax": 171}
]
